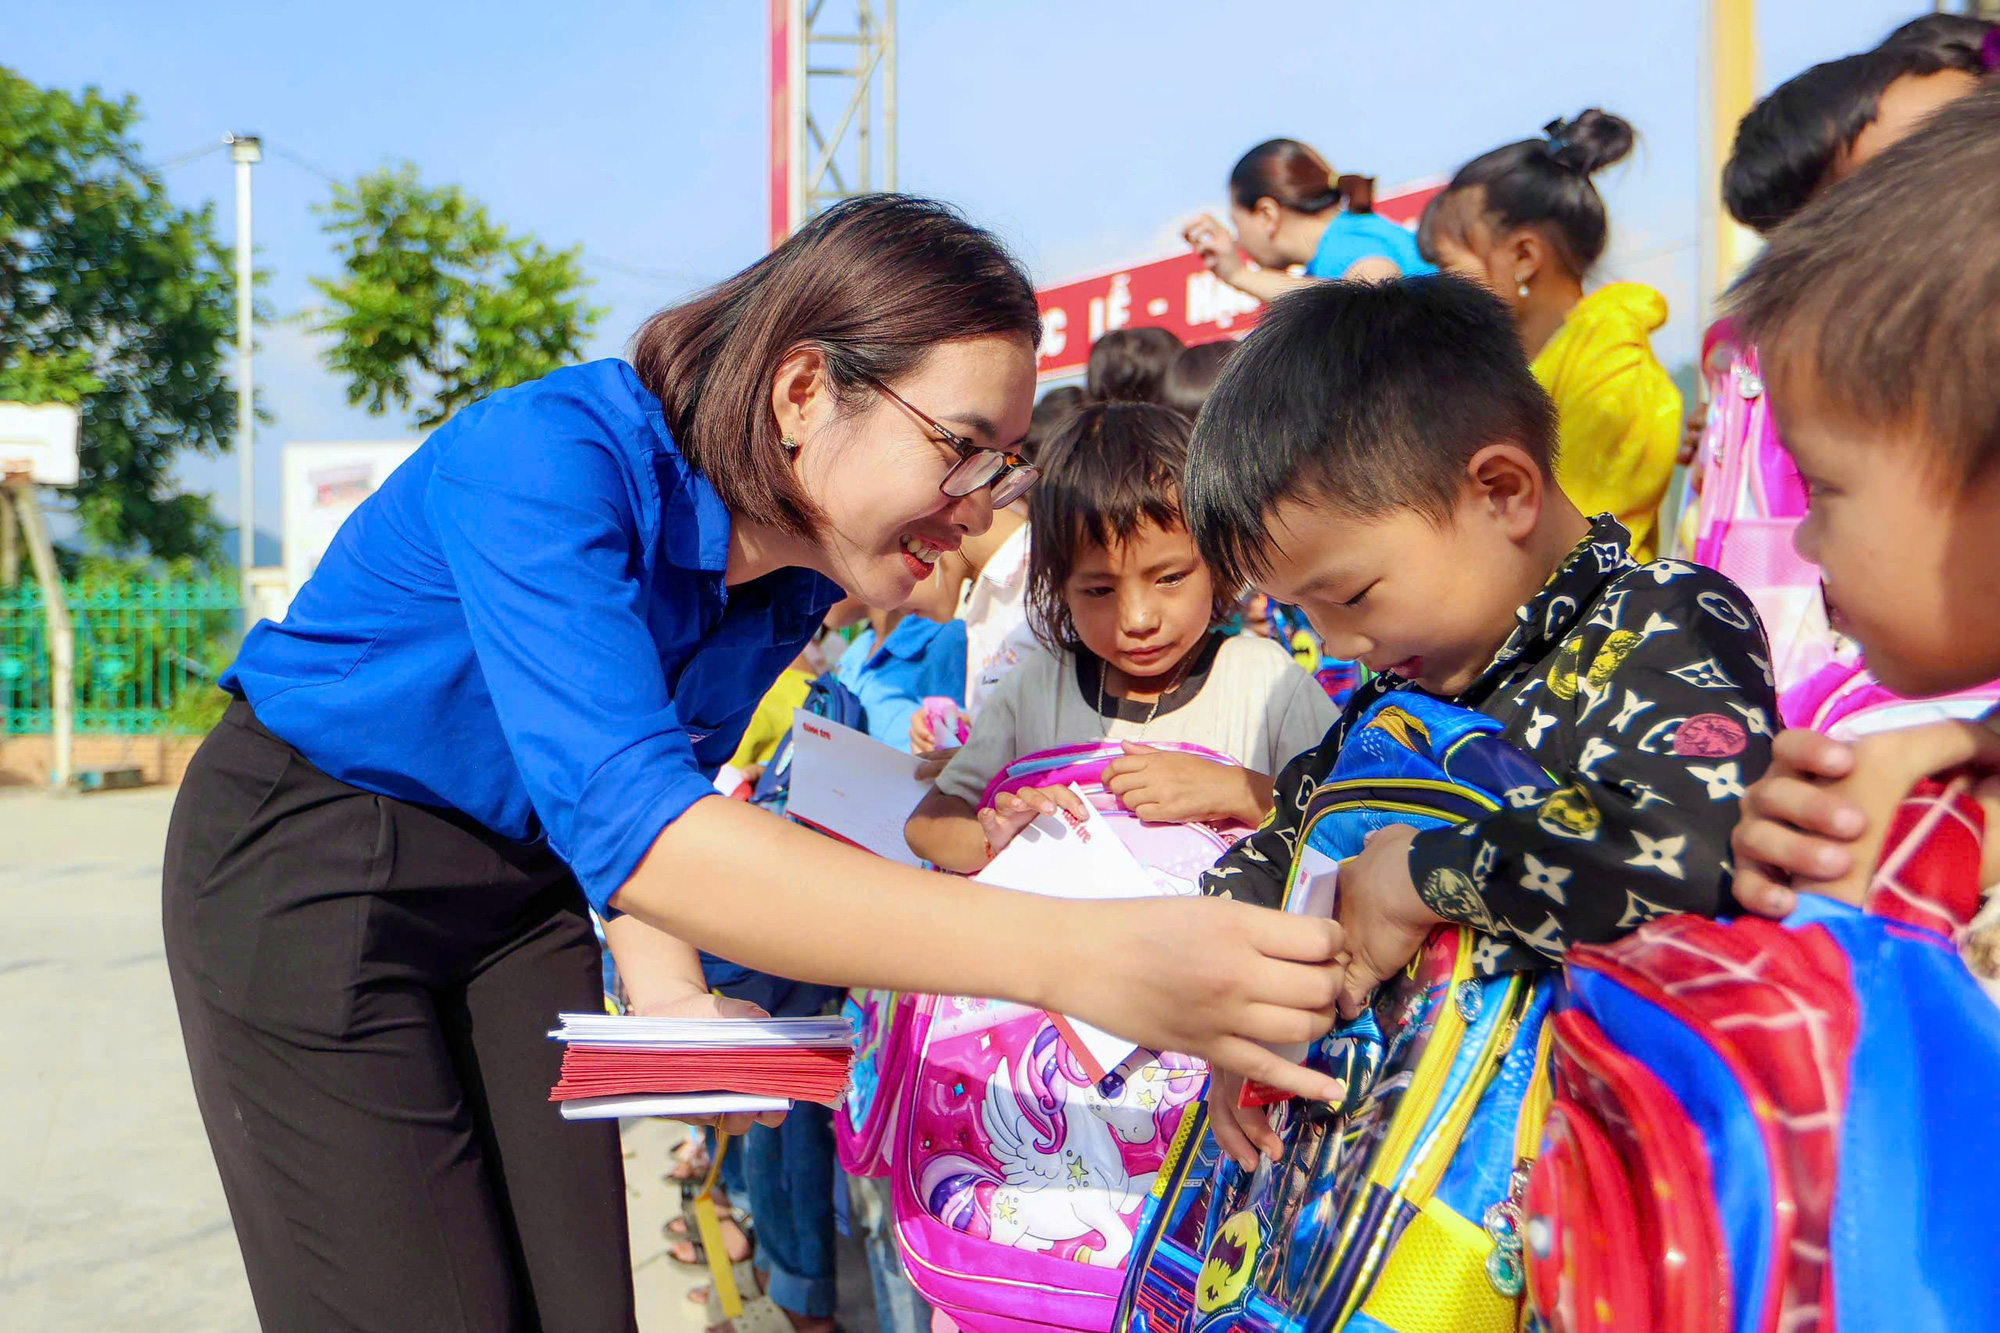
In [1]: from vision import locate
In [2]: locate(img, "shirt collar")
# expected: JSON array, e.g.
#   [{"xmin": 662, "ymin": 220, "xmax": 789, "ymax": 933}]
[
  {"xmin": 873, "ymin": 615, "xmax": 950, "ymax": 662},
  {"xmin": 1476, "ymin": 513, "xmax": 1637, "ymax": 681},
  {"xmin": 650, "ymin": 418, "xmax": 734, "ymax": 575}
]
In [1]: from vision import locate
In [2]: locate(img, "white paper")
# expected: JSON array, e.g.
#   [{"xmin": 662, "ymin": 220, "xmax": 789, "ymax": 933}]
[
  {"xmin": 559, "ymin": 1093, "xmax": 792, "ymax": 1121},
  {"xmin": 783, "ymin": 710, "xmax": 929, "ymax": 865},
  {"xmin": 1268, "ymin": 847, "xmax": 1344, "ymax": 1066},
  {"xmin": 974, "ymin": 794, "xmax": 1185, "ymax": 1078}
]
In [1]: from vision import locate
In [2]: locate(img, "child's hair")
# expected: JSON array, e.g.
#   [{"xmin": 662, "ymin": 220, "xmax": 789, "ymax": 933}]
[
  {"xmin": 1416, "ymin": 110, "xmax": 1635, "ymax": 279},
  {"xmin": 1878, "ymin": 12, "xmax": 1996, "ymax": 69},
  {"xmin": 1025, "ymin": 401, "xmax": 1231, "ymax": 652},
  {"xmin": 1723, "ymin": 30, "xmax": 1990, "ymax": 234},
  {"xmin": 1162, "ymin": 340, "xmax": 1238, "ymax": 418},
  {"xmin": 1727, "ymin": 82, "xmax": 2000, "ymax": 483},
  {"xmin": 1185, "ymin": 275, "xmax": 1557, "ymax": 590},
  {"xmin": 1023, "ymin": 385, "xmax": 1085, "ymax": 463},
  {"xmin": 1085, "ymin": 328, "xmax": 1186, "ymax": 404},
  {"xmin": 1229, "ymin": 138, "xmax": 1377, "ymax": 216}
]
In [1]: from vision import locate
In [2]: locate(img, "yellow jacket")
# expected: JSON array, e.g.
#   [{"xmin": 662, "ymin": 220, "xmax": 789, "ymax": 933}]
[
  {"xmin": 730, "ymin": 668, "xmax": 814, "ymax": 771},
  {"xmin": 1531, "ymin": 283, "xmax": 1683, "ymax": 561}
]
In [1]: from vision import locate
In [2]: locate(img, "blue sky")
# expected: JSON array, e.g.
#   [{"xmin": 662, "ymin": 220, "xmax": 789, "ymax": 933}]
[{"xmin": 12, "ymin": 0, "xmax": 1919, "ymax": 539}]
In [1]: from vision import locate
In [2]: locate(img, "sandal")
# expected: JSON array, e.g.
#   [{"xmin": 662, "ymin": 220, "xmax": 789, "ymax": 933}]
[
  {"xmin": 667, "ymin": 1134, "xmax": 713, "ymax": 1182},
  {"xmin": 667, "ymin": 1204, "xmax": 753, "ymax": 1266}
]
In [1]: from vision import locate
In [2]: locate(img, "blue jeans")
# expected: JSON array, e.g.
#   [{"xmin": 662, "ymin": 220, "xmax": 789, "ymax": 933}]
[
  {"xmin": 845, "ymin": 1172, "xmax": 931, "ymax": 1333},
  {"xmin": 723, "ymin": 975, "xmax": 842, "ymax": 1319}
]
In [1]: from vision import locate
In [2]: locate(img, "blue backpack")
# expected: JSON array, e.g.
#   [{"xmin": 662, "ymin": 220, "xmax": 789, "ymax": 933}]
[{"xmin": 1119, "ymin": 691, "xmax": 1560, "ymax": 1333}]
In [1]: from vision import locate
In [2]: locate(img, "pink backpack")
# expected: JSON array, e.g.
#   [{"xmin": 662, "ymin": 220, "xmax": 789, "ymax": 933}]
[
  {"xmin": 1686, "ymin": 319, "xmax": 2000, "ymax": 733},
  {"xmin": 835, "ymin": 989, "xmax": 932, "ymax": 1179},
  {"xmin": 891, "ymin": 743, "xmax": 1241, "ymax": 1333}
]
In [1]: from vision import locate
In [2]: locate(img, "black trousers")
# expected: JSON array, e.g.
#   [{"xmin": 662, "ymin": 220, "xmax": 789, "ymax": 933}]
[{"xmin": 163, "ymin": 700, "xmax": 636, "ymax": 1332}]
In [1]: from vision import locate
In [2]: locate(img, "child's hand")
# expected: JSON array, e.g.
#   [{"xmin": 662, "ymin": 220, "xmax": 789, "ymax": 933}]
[
  {"xmin": 977, "ymin": 784, "xmax": 1091, "ymax": 862},
  {"xmin": 1207, "ymin": 1069, "xmax": 1287, "ymax": 1171},
  {"xmin": 633, "ymin": 991, "xmax": 789, "ymax": 1134},
  {"xmin": 1733, "ymin": 721, "xmax": 2000, "ymax": 917},
  {"xmin": 914, "ymin": 746, "xmax": 960, "ymax": 783},
  {"xmin": 1333, "ymin": 824, "xmax": 1443, "ymax": 1019},
  {"xmin": 1103, "ymin": 742, "xmax": 1267, "ymax": 825},
  {"xmin": 910, "ymin": 708, "xmax": 939, "ymax": 754},
  {"xmin": 1052, "ymin": 894, "xmax": 1348, "ymax": 1105}
]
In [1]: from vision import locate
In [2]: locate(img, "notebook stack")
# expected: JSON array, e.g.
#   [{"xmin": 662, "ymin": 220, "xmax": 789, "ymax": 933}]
[{"xmin": 548, "ymin": 1012, "xmax": 856, "ymax": 1121}]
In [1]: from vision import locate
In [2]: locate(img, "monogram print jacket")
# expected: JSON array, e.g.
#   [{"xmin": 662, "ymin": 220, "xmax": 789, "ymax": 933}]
[{"xmin": 1202, "ymin": 516, "xmax": 1779, "ymax": 976}]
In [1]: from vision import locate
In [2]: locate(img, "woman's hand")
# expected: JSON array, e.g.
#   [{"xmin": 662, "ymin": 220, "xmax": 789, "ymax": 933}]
[
  {"xmin": 633, "ymin": 990, "xmax": 789, "ymax": 1134},
  {"xmin": 1053, "ymin": 895, "xmax": 1348, "ymax": 1105},
  {"xmin": 1104, "ymin": 743, "xmax": 1270, "ymax": 825},
  {"xmin": 1732, "ymin": 720, "xmax": 2000, "ymax": 917},
  {"xmin": 1332, "ymin": 824, "xmax": 1441, "ymax": 1019},
  {"xmin": 1184, "ymin": 213, "xmax": 1245, "ymax": 281},
  {"xmin": 976, "ymin": 784, "xmax": 1090, "ymax": 862}
]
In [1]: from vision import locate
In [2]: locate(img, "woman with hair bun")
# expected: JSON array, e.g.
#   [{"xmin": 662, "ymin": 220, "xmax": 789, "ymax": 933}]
[
  {"xmin": 1182, "ymin": 137, "xmax": 1433, "ymax": 302},
  {"xmin": 1419, "ymin": 109, "xmax": 1683, "ymax": 559}
]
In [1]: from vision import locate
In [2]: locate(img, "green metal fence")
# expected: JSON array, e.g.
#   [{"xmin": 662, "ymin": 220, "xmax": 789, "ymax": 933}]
[{"xmin": 0, "ymin": 578, "xmax": 239, "ymax": 733}]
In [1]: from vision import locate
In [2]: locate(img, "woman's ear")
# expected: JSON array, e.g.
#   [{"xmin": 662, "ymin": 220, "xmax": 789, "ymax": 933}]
[
  {"xmin": 1465, "ymin": 441, "xmax": 1545, "ymax": 540},
  {"xmin": 770, "ymin": 345, "xmax": 829, "ymax": 444},
  {"xmin": 1252, "ymin": 196, "xmax": 1284, "ymax": 239},
  {"xmin": 1508, "ymin": 228, "xmax": 1553, "ymax": 290}
]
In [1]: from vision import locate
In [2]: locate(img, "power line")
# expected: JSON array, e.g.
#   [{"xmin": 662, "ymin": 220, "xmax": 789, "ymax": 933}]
[
  {"xmin": 263, "ymin": 141, "xmax": 339, "ymax": 185},
  {"xmin": 582, "ymin": 252, "xmax": 700, "ymax": 286},
  {"xmin": 151, "ymin": 141, "xmax": 226, "ymax": 173}
]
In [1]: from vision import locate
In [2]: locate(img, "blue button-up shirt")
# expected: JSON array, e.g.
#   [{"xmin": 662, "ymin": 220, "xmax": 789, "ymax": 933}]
[
  {"xmin": 223, "ymin": 360, "xmax": 844, "ymax": 912},
  {"xmin": 834, "ymin": 615, "xmax": 969, "ymax": 751}
]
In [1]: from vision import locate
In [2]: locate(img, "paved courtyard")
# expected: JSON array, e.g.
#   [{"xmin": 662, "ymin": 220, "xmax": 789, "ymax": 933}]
[{"xmin": 0, "ymin": 786, "xmax": 873, "ymax": 1333}]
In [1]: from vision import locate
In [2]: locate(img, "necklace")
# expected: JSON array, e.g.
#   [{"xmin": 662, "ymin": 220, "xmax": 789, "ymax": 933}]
[{"xmin": 1095, "ymin": 645, "xmax": 1198, "ymax": 738}]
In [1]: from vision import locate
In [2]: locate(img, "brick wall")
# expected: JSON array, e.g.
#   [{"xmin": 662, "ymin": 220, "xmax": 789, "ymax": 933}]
[{"xmin": 0, "ymin": 733, "xmax": 206, "ymax": 788}]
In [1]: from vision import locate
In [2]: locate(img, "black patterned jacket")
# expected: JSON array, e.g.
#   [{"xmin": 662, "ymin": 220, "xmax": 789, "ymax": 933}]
[{"xmin": 1201, "ymin": 517, "xmax": 1779, "ymax": 976}]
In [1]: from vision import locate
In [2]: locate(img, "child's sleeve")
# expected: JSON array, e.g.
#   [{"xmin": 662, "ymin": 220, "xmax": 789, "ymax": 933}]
[
  {"xmin": 1405, "ymin": 568, "xmax": 1777, "ymax": 961},
  {"xmin": 932, "ymin": 662, "xmax": 1024, "ymax": 809},
  {"xmin": 1265, "ymin": 665, "xmax": 1342, "ymax": 777},
  {"xmin": 1199, "ymin": 739, "xmax": 1337, "ymax": 910}
]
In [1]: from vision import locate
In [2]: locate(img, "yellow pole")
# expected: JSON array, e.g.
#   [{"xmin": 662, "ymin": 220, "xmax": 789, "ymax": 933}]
[{"xmin": 1707, "ymin": 0, "xmax": 1760, "ymax": 313}]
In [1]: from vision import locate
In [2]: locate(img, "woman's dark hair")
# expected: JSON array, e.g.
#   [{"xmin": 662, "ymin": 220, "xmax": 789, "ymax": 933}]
[
  {"xmin": 1728, "ymin": 81, "xmax": 2000, "ymax": 483},
  {"xmin": 1229, "ymin": 138, "xmax": 1376, "ymax": 216},
  {"xmin": 1163, "ymin": 340, "xmax": 1239, "ymax": 418},
  {"xmin": 1724, "ymin": 30, "xmax": 1990, "ymax": 234},
  {"xmin": 1084, "ymin": 327, "xmax": 1185, "ymax": 404},
  {"xmin": 630, "ymin": 195, "xmax": 1041, "ymax": 540},
  {"xmin": 1419, "ymin": 110, "xmax": 1636, "ymax": 278},
  {"xmin": 1186, "ymin": 276, "xmax": 1557, "ymax": 591},
  {"xmin": 1025, "ymin": 402, "xmax": 1231, "ymax": 651},
  {"xmin": 1023, "ymin": 385, "xmax": 1085, "ymax": 463}
]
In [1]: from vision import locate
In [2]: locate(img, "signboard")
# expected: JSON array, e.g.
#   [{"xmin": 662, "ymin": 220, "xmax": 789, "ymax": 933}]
[
  {"xmin": 281, "ymin": 441, "xmax": 421, "ymax": 602},
  {"xmin": 1034, "ymin": 179, "xmax": 1447, "ymax": 381},
  {"xmin": 0, "ymin": 402, "xmax": 81, "ymax": 486}
]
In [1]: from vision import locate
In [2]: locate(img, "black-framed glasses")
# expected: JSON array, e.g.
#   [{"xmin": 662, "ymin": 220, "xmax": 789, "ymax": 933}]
[{"xmin": 860, "ymin": 373, "xmax": 1040, "ymax": 508}]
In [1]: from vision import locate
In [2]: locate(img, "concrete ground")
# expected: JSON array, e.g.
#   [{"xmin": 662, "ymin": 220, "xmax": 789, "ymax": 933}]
[{"xmin": 0, "ymin": 786, "xmax": 877, "ymax": 1333}]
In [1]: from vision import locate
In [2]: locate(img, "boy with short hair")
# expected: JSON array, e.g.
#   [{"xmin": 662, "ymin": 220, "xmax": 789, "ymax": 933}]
[
  {"xmin": 1724, "ymin": 83, "xmax": 2000, "ymax": 920},
  {"xmin": 1184, "ymin": 276, "xmax": 1779, "ymax": 1161}
]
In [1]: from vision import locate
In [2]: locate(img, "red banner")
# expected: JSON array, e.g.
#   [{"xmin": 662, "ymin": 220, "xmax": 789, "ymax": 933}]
[{"xmin": 1035, "ymin": 180, "xmax": 1446, "ymax": 380}]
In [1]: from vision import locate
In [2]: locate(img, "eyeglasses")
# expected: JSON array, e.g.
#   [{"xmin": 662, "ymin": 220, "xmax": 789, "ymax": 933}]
[{"xmin": 860, "ymin": 373, "xmax": 1040, "ymax": 508}]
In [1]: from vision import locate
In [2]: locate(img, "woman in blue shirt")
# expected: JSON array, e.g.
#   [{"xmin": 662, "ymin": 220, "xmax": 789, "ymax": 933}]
[
  {"xmin": 161, "ymin": 196, "xmax": 1349, "ymax": 1333},
  {"xmin": 1183, "ymin": 137, "xmax": 1434, "ymax": 301}
]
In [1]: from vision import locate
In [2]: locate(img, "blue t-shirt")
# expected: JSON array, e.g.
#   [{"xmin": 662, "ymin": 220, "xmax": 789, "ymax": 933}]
[
  {"xmin": 223, "ymin": 359, "xmax": 843, "ymax": 913},
  {"xmin": 1304, "ymin": 211, "xmax": 1435, "ymax": 280},
  {"xmin": 835, "ymin": 615, "xmax": 969, "ymax": 751}
]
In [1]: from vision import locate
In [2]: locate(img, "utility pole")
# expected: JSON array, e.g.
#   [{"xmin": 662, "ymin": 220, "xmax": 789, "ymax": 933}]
[
  {"xmin": 227, "ymin": 132, "xmax": 261, "ymax": 634},
  {"xmin": 1702, "ymin": 0, "xmax": 1759, "ymax": 327}
]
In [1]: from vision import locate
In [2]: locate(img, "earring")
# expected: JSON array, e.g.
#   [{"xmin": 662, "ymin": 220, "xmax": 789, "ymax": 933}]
[
  {"xmin": 1516, "ymin": 281, "xmax": 1531, "ymax": 299},
  {"xmin": 781, "ymin": 434, "xmax": 801, "ymax": 453}
]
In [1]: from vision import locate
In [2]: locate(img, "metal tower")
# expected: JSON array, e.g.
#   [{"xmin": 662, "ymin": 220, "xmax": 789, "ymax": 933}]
[{"xmin": 770, "ymin": 0, "xmax": 897, "ymax": 246}]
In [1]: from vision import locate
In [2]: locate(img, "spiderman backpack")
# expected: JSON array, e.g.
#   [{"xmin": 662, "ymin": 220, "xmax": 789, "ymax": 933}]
[
  {"xmin": 888, "ymin": 742, "xmax": 1243, "ymax": 1333},
  {"xmin": 1118, "ymin": 691, "xmax": 1563, "ymax": 1333},
  {"xmin": 1527, "ymin": 774, "xmax": 2000, "ymax": 1333}
]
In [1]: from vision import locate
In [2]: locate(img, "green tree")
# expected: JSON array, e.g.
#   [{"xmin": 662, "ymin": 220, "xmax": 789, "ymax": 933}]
[
  {"xmin": 308, "ymin": 163, "xmax": 603, "ymax": 429},
  {"xmin": 0, "ymin": 66, "xmax": 240, "ymax": 562}
]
